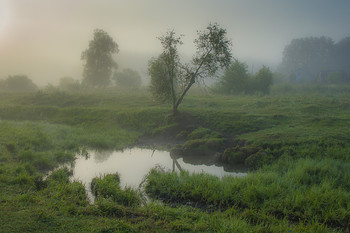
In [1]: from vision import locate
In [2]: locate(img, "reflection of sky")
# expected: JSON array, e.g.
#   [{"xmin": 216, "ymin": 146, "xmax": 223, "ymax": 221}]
[{"xmin": 72, "ymin": 148, "xmax": 246, "ymax": 190}]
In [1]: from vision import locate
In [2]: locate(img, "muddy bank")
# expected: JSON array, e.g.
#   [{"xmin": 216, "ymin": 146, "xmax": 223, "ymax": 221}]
[{"xmin": 135, "ymin": 112, "xmax": 255, "ymax": 171}]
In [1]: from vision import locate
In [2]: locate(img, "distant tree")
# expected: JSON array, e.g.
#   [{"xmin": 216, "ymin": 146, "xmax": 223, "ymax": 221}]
[
  {"xmin": 149, "ymin": 23, "xmax": 232, "ymax": 115},
  {"xmin": 278, "ymin": 36, "xmax": 334, "ymax": 77},
  {"xmin": 59, "ymin": 76, "xmax": 80, "ymax": 91},
  {"xmin": 217, "ymin": 62, "xmax": 273, "ymax": 95},
  {"xmin": 5, "ymin": 75, "xmax": 38, "ymax": 92},
  {"xmin": 81, "ymin": 29, "xmax": 119, "ymax": 87},
  {"xmin": 219, "ymin": 60, "xmax": 249, "ymax": 94},
  {"xmin": 254, "ymin": 66, "xmax": 273, "ymax": 94},
  {"xmin": 113, "ymin": 69, "xmax": 142, "ymax": 89},
  {"xmin": 333, "ymin": 37, "xmax": 350, "ymax": 73}
]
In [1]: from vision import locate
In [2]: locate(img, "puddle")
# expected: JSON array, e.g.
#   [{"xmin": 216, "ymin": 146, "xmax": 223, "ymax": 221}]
[{"xmin": 71, "ymin": 147, "xmax": 247, "ymax": 201}]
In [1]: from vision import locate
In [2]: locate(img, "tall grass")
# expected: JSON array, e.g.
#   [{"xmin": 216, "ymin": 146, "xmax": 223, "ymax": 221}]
[
  {"xmin": 1, "ymin": 90, "xmax": 350, "ymax": 232},
  {"xmin": 91, "ymin": 173, "xmax": 142, "ymax": 207},
  {"xmin": 145, "ymin": 156, "xmax": 350, "ymax": 230}
]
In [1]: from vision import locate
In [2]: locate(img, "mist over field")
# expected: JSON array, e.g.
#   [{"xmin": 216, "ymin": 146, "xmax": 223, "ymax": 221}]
[
  {"xmin": 1, "ymin": 0, "xmax": 349, "ymax": 86},
  {"xmin": 1, "ymin": 1, "xmax": 350, "ymax": 232}
]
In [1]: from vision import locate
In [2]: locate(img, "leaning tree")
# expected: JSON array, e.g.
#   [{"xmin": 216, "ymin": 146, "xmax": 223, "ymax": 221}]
[{"xmin": 149, "ymin": 23, "xmax": 232, "ymax": 115}]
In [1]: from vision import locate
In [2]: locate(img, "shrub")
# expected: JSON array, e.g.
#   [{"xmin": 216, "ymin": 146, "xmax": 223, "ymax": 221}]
[
  {"xmin": 4, "ymin": 75, "xmax": 38, "ymax": 92},
  {"xmin": 113, "ymin": 69, "xmax": 142, "ymax": 89}
]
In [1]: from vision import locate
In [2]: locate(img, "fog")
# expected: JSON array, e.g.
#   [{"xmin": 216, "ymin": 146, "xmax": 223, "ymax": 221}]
[{"xmin": 0, "ymin": 0, "xmax": 349, "ymax": 86}]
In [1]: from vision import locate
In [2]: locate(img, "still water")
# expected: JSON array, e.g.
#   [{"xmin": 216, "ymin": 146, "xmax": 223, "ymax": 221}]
[{"xmin": 71, "ymin": 148, "xmax": 247, "ymax": 196}]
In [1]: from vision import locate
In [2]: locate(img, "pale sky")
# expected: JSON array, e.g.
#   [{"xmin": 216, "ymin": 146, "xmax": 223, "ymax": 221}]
[{"xmin": 0, "ymin": 0, "xmax": 349, "ymax": 85}]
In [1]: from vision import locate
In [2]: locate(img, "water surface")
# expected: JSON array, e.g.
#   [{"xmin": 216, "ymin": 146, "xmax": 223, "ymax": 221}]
[{"xmin": 71, "ymin": 148, "xmax": 247, "ymax": 198}]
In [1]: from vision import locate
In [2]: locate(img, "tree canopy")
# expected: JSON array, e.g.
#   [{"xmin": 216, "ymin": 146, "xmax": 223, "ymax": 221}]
[
  {"xmin": 81, "ymin": 29, "xmax": 119, "ymax": 88},
  {"xmin": 149, "ymin": 23, "xmax": 232, "ymax": 114},
  {"xmin": 279, "ymin": 36, "xmax": 334, "ymax": 77}
]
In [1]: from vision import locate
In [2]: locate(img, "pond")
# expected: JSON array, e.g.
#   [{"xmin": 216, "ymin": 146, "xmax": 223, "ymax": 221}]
[{"xmin": 71, "ymin": 147, "xmax": 247, "ymax": 200}]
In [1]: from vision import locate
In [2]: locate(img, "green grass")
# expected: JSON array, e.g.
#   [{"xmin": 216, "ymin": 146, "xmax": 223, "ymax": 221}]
[
  {"xmin": 145, "ymin": 156, "xmax": 350, "ymax": 230},
  {"xmin": 0, "ymin": 88, "xmax": 350, "ymax": 232},
  {"xmin": 91, "ymin": 173, "xmax": 143, "ymax": 207}
]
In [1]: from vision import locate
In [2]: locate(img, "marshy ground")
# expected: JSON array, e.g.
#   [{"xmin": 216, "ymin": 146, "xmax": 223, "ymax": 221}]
[{"xmin": 0, "ymin": 86, "xmax": 349, "ymax": 232}]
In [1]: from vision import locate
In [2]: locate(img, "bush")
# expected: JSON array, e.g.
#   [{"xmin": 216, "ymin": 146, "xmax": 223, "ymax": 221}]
[
  {"xmin": 113, "ymin": 69, "xmax": 142, "ymax": 89},
  {"xmin": 58, "ymin": 77, "xmax": 81, "ymax": 91},
  {"xmin": 253, "ymin": 66, "xmax": 273, "ymax": 94},
  {"xmin": 216, "ymin": 62, "xmax": 273, "ymax": 95},
  {"xmin": 3, "ymin": 75, "xmax": 38, "ymax": 92},
  {"xmin": 218, "ymin": 60, "xmax": 249, "ymax": 94}
]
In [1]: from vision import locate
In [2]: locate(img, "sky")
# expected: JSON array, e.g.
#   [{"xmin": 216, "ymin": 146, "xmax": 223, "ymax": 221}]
[{"xmin": 0, "ymin": 0, "xmax": 349, "ymax": 86}]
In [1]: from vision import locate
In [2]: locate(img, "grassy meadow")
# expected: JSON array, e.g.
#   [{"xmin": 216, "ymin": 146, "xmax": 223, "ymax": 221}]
[{"xmin": 0, "ymin": 86, "xmax": 349, "ymax": 232}]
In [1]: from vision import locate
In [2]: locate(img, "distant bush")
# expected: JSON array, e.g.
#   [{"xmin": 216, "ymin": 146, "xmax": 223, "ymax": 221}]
[
  {"xmin": 219, "ymin": 60, "xmax": 250, "ymax": 94},
  {"xmin": 253, "ymin": 65, "xmax": 273, "ymax": 94},
  {"xmin": 58, "ymin": 76, "xmax": 81, "ymax": 91},
  {"xmin": 215, "ymin": 61, "xmax": 273, "ymax": 95},
  {"xmin": 2, "ymin": 75, "xmax": 38, "ymax": 92},
  {"xmin": 113, "ymin": 69, "xmax": 142, "ymax": 89}
]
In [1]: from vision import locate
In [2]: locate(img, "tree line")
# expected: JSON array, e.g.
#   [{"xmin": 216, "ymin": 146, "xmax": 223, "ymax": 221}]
[
  {"xmin": 277, "ymin": 36, "xmax": 350, "ymax": 83},
  {"xmin": 3, "ymin": 26, "xmax": 348, "ymax": 114}
]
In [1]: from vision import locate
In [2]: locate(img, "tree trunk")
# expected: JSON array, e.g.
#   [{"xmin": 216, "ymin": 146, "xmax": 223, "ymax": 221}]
[
  {"xmin": 172, "ymin": 48, "xmax": 212, "ymax": 115},
  {"xmin": 173, "ymin": 76, "xmax": 195, "ymax": 115}
]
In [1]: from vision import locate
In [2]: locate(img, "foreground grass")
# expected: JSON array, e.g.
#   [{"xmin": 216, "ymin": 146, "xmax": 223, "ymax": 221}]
[
  {"xmin": 0, "ymin": 89, "xmax": 350, "ymax": 232},
  {"xmin": 145, "ymin": 156, "xmax": 350, "ymax": 230}
]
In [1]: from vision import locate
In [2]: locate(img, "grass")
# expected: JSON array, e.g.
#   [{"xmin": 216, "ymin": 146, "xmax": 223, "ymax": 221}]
[
  {"xmin": 91, "ymin": 173, "xmax": 143, "ymax": 207},
  {"xmin": 0, "ymin": 87, "xmax": 350, "ymax": 232},
  {"xmin": 145, "ymin": 157, "xmax": 350, "ymax": 230}
]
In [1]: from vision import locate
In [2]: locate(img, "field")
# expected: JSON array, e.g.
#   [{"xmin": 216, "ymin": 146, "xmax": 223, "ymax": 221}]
[{"xmin": 0, "ymin": 86, "xmax": 349, "ymax": 232}]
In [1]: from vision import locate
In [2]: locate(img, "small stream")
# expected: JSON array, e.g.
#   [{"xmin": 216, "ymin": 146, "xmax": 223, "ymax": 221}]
[{"xmin": 70, "ymin": 147, "xmax": 247, "ymax": 200}]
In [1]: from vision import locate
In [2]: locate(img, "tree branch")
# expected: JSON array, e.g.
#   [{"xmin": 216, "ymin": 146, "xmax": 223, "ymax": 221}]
[{"xmin": 173, "ymin": 48, "xmax": 212, "ymax": 113}]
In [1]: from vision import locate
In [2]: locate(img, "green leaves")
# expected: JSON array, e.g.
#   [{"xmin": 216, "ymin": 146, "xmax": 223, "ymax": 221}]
[
  {"xmin": 218, "ymin": 61, "xmax": 273, "ymax": 95},
  {"xmin": 193, "ymin": 23, "xmax": 232, "ymax": 76},
  {"xmin": 149, "ymin": 23, "xmax": 233, "ymax": 114}
]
